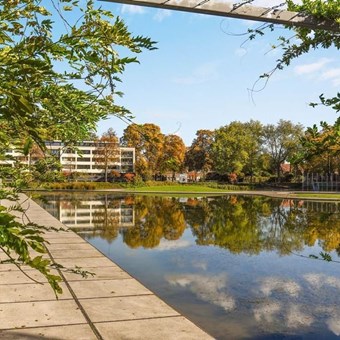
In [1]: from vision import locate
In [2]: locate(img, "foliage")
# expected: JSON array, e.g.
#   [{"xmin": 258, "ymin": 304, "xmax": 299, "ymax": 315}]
[
  {"xmin": 93, "ymin": 128, "xmax": 119, "ymax": 182},
  {"xmin": 0, "ymin": 0, "xmax": 155, "ymax": 294},
  {"xmin": 293, "ymin": 119, "xmax": 340, "ymax": 173},
  {"xmin": 0, "ymin": 189, "xmax": 95, "ymax": 296},
  {"xmin": 121, "ymin": 123, "xmax": 164, "ymax": 180},
  {"xmin": 121, "ymin": 123, "xmax": 186, "ymax": 180},
  {"xmin": 160, "ymin": 134, "xmax": 186, "ymax": 178},
  {"xmin": 211, "ymin": 121, "xmax": 263, "ymax": 176},
  {"xmin": 124, "ymin": 172, "xmax": 135, "ymax": 182},
  {"xmin": 185, "ymin": 129, "xmax": 214, "ymax": 176},
  {"xmin": 0, "ymin": 189, "xmax": 62, "ymax": 294},
  {"xmin": 261, "ymin": 120, "xmax": 303, "ymax": 180}
]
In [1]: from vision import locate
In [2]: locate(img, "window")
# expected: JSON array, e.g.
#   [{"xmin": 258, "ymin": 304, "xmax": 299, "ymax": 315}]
[
  {"xmin": 77, "ymin": 164, "xmax": 91, "ymax": 169},
  {"xmin": 77, "ymin": 212, "xmax": 90, "ymax": 217},
  {"xmin": 77, "ymin": 157, "xmax": 91, "ymax": 162},
  {"xmin": 51, "ymin": 150, "xmax": 60, "ymax": 156},
  {"xmin": 121, "ymin": 151, "xmax": 133, "ymax": 157},
  {"xmin": 78, "ymin": 205, "xmax": 91, "ymax": 209}
]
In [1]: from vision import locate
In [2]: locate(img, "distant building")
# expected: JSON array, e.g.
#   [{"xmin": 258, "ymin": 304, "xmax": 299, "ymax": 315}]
[{"xmin": 3, "ymin": 141, "xmax": 135, "ymax": 176}]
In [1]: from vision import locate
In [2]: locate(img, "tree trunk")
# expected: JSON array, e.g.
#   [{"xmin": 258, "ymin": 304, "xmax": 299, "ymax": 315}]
[
  {"xmin": 105, "ymin": 163, "xmax": 108, "ymax": 182},
  {"xmin": 277, "ymin": 163, "xmax": 281, "ymax": 183}
]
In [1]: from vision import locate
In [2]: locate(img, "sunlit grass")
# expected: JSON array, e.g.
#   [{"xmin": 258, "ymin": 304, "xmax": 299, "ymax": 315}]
[
  {"xmin": 126, "ymin": 184, "xmax": 228, "ymax": 193},
  {"xmin": 292, "ymin": 193, "xmax": 340, "ymax": 200}
]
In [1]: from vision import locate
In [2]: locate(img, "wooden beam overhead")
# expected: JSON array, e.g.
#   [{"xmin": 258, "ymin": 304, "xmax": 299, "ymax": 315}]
[{"xmin": 102, "ymin": 0, "xmax": 339, "ymax": 32}]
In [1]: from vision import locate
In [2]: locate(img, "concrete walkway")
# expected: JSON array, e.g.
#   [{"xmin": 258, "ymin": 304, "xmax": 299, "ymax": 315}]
[{"xmin": 0, "ymin": 195, "xmax": 212, "ymax": 339}]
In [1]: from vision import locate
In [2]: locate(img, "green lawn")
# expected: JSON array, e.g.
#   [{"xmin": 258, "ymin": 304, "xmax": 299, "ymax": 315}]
[
  {"xmin": 292, "ymin": 193, "xmax": 340, "ymax": 199},
  {"xmin": 126, "ymin": 184, "xmax": 228, "ymax": 193}
]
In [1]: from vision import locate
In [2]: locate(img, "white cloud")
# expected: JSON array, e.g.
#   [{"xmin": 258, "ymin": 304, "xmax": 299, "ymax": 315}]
[
  {"xmin": 304, "ymin": 273, "xmax": 340, "ymax": 291},
  {"xmin": 253, "ymin": 302, "xmax": 281, "ymax": 323},
  {"xmin": 121, "ymin": 4, "xmax": 146, "ymax": 14},
  {"xmin": 259, "ymin": 277, "xmax": 301, "ymax": 297},
  {"xmin": 192, "ymin": 259, "xmax": 208, "ymax": 271},
  {"xmin": 153, "ymin": 9, "xmax": 171, "ymax": 22},
  {"xmin": 321, "ymin": 68, "xmax": 340, "ymax": 87},
  {"xmin": 235, "ymin": 47, "xmax": 247, "ymax": 57},
  {"xmin": 173, "ymin": 62, "xmax": 220, "ymax": 85},
  {"xmin": 286, "ymin": 304, "xmax": 314, "ymax": 328},
  {"xmin": 327, "ymin": 315, "xmax": 340, "ymax": 336},
  {"xmin": 240, "ymin": 19, "xmax": 258, "ymax": 27},
  {"xmin": 294, "ymin": 58, "xmax": 332, "ymax": 75},
  {"xmin": 154, "ymin": 239, "xmax": 191, "ymax": 251},
  {"xmin": 166, "ymin": 274, "xmax": 236, "ymax": 311}
]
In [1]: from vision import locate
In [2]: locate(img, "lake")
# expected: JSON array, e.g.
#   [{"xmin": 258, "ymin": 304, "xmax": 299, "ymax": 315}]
[{"xmin": 36, "ymin": 193, "xmax": 340, "ymax": 339}]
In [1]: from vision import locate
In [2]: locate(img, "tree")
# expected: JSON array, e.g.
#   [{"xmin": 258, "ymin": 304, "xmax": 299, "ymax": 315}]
[
  {"xmin": 121, "ymin": 123, "xmax": 164, "ymax": 180},
  {"xmin": 211, "ymin": 121, "xmax": 254, "ymax": 176},
  {"xmin": 261, "ymin": 120, "xmax": 303, "ymax": 181},
  {"xmin": 185, "ymin": 129, "xmax": 214, "ymax": 178},
  {"xmin": 293, "ymin": 119, "xmax": 340, "ymax": 173},
  {"xmin": 240, "ymin": 120, "xmax": 263, "ymax": 182},
  {"xmin": 0, "ymin": 0, "xmax": 155, "ymax": 294},
  {"xmin": 93, "ymin": 128, "xmax": 119, "ymax": 182},
  {"xmin": 160, "ymin": 134, "xmax": 186, "ymax": 180}
]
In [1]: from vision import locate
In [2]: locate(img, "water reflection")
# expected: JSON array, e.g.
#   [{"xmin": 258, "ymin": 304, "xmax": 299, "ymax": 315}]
[
  {"xmin": 166, "ymin": 273, "xmax": 236, "ymax": 312},
  {"xmin": 186, "ymin": 196, "xmax": 340, "ymax": 255},
  {"xmin": 39, "ymin": 193, "xmax": 340, "ymax": 255},
  {"xmin": 36, "ymin": 193, "xmax": 340, "ymax": 339}
]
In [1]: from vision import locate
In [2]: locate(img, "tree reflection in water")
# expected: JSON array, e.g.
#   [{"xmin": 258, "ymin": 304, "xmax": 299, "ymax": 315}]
[
  {"xmin": 75, "ymin": 195, "xmax": 340, "ymax": 255},
  {"xmin": 38, "ymin": 193, "xmax": 340, "ymax": 255},
  {"xmin": 121, "ymin": 196, "xmax": 186, "ymax": 248}
]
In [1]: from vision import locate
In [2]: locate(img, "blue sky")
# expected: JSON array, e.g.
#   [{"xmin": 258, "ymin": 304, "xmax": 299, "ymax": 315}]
[{"xmin": 96, "ymin": 1, "xmax": 340, "ymax": 145}]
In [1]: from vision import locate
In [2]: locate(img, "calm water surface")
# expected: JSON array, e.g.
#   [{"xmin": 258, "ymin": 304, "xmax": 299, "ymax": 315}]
[{"xmin": 36, "ymin": 193, "xmax": 340, "ymax": 339}]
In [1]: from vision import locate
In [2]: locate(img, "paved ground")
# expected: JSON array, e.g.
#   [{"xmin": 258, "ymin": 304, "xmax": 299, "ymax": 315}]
[{"xmin": 0, "ymin": 195, "xmax": 212, "ymax": 339}]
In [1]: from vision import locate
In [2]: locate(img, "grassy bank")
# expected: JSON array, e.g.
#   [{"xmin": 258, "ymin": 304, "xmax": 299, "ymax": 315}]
[
  {"xmin": 291, "ymin": 193, "xmax": 340, "ymax": 200},
  {"xmin": 29, "ymin": 181, "xmax": 251, "ymax": 192},
  {"xmin": 126, "ymin": 184, "xmax": 227, "ymax": 193},
  {"xmin": 125, "ymin": 182, "xmax": 251, "ymax": 193},
  {"xmin": 27, "ymin": 181, "xmax": 340, "ymax": 200}
]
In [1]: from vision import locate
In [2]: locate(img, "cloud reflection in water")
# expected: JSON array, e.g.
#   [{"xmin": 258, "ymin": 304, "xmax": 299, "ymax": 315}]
[{"xmin": 166, "ymin": 274, "xmax": 236, "ymax": 312}]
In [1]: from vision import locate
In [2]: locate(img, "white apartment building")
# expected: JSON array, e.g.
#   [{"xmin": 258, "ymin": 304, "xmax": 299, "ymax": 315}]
[{"xmin": 3, "ymin": 141, "xmax": 135, "ymax": 175}]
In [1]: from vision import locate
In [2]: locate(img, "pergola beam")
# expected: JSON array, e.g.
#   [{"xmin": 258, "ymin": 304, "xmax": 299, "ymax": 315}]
[{"xmin": 103, "ymin": 0, "xmax": 339, "ymax": 32}]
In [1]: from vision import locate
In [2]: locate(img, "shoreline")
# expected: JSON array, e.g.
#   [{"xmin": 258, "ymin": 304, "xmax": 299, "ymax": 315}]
[{"xmin": 26, "ymin": 189, "xmax": 340, "ymax": 201}]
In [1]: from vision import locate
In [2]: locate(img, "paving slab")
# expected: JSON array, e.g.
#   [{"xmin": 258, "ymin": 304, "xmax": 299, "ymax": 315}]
[
  {"xmin": 56, "ymin": 256, "xmax": 119, "ymax": 268},
  {"xmin": 80, "ymin": 295, "xmax": 180, "ymax": 322},
  {"xmin": 62, "ymin": 266, "xmax": 131, "ymax": 281},
  {"xmin": 68, "ymin": 278, "xmax": 152, "ymax": 299},
  {"xmin": 47, "ymin": 242, "xmax": 95, "ymax": 250},
  {"xmin": 0, "ymin": 282, "xmax": 71, "ymax": 303},
  {"xmin": 44, "ymin": 236, "xmax": 87, "ymax": 244},
  {"xmin": 49, "ymin": 248, "xmax": 104, "ymax": 259},
  {"xmin": 0, "ymin": 324, "xmax": 97, "ymax": 340},
  {"xmin": 95, "ymin": 316, "xmax": 212, "ymax": 340},
  {"xmin": 0, "ymin": 269, "xmax": 51, "ymax": 284},
  {"xmin": 0, "ymin": 300, "xmax": 86, "ymax": 330}
]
